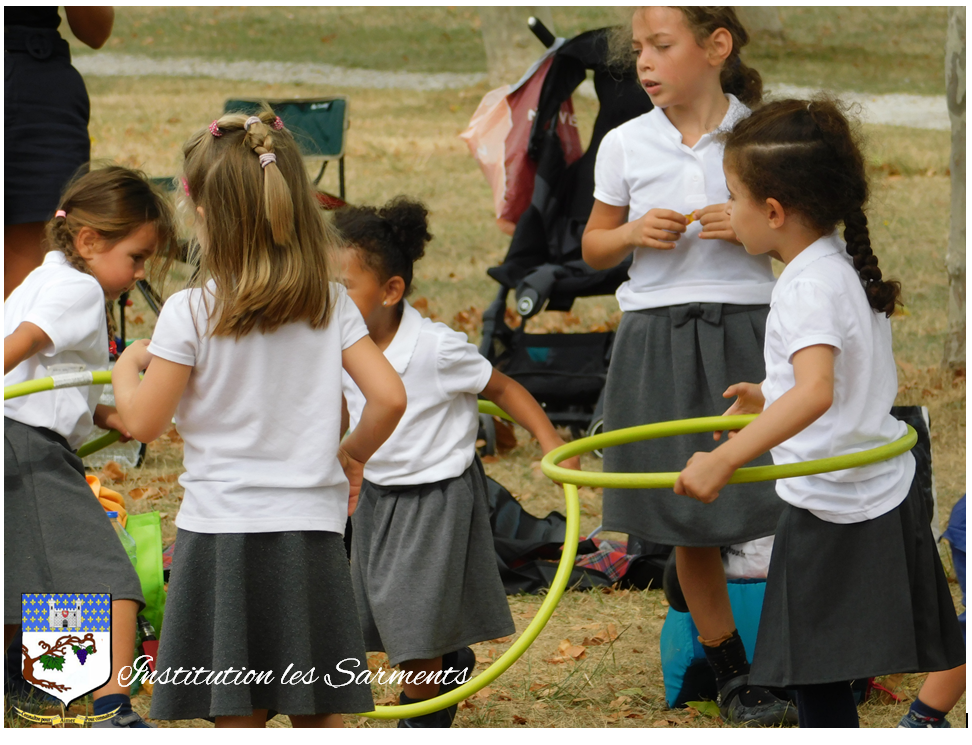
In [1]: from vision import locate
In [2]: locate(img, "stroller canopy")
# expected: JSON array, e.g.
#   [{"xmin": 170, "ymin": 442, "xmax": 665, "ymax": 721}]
[{"xmin": 487, "ymin": 28, "xmax": 654, "ymax": 308}]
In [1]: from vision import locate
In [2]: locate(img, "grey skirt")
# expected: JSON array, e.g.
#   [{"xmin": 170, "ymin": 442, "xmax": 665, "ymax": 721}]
[
  {"xmin": 601, "ymin": 304, "xmax": 783, "ymax": 547},
  {"xmin": 149, "ymin": 529, "xmax": 374, "ymax": 720},
  {"xmin": 749, "ymin": 475, "xmax": 966, "ymax": 688},
  {"xmin": 4, "ymin": 417, "xmax": 144, "ymax": 624},
  {"xmin": 351, "ymin": 458, "xmax": 515, "ymax": 667}
]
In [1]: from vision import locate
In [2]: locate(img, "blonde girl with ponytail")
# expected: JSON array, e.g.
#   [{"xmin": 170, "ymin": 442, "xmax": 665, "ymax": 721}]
[{"xmin": 113, "ymin": 110, "xmax": 406, "ymax": 728}]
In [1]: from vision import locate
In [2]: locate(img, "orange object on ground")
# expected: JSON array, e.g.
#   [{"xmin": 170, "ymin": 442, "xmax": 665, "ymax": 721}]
[{"xmin": 86, "ymin": 474, "xmax": 127, "ymax": 527}]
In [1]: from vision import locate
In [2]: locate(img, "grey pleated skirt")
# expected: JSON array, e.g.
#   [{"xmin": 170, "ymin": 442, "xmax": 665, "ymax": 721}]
[
  {"xmin": 749, "ymin": 474, "xmax": 966, "ymax": 688},
  {"xmin": 149, "ymin": 529, "xmax": 374, "ymax": 720},
  {"xmin": 351, "ymin": 458, "xmax": 515, "ymax": 667},
  {"xmin": 601, "ymin": 304, "xmax": 783, "ymax": 547},
  {"xmin": 4, "ymin": 417, "xmax": 144, "ymax": 623}
]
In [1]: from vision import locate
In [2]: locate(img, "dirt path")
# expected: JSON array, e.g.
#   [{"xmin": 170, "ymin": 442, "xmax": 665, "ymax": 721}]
[{"xmin": 74, "ymin": 52, "xmax": 949, "ymax": 130}]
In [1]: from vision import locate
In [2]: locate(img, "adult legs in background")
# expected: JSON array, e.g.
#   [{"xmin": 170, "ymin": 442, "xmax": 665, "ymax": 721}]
[{"xmin": 4, "ymin": 222, "xmax": 46, "ymax": 299}]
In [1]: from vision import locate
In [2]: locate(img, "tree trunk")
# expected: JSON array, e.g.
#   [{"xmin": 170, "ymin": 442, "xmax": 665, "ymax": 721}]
[
  {"xmin": 478, "ymin": 7, "xmax": 555, "ymax": 87},
  {"xmin": 737, "ymin": 7, "xmax": 785, "ymax": 43},
  {"xmin": 943, "ymin": 7, "xmax": 965, "ymax": 372}
]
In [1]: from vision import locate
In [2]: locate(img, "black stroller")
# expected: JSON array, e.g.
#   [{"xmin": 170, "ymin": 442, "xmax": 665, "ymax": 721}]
[{"xmin": 478, "ymin": 20, "xmax": 652, "ymax": 452}]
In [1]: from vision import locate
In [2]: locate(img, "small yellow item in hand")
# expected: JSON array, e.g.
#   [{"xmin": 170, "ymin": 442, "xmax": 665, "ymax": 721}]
[{"xmin": 684, "ymin": 212, "xmax": 695, "ymax": 225}]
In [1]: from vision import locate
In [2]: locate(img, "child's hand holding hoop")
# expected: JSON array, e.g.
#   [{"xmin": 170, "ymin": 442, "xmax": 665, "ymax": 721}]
[{"xmin": 673, "ymin": 449, "xmax": 736, "ymax": 503}]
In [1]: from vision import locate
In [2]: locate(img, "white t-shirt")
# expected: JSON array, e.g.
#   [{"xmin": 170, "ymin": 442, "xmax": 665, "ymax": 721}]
[
  {"xmin": 4, "ymin": 252, "xmax": 108, "ymax": 449},
  {"xmin": 593, "ymin": 94, "xmax": 776, "ymax": 310},
  {"xmin": 148, "ymin": 281, "xmax": 369, "ymax": 534},
  {"xmin": 761, "ymin": 233, "xmax": 915, "ymax": 524},
  {"xmin": 342, "ymin": 301, "xmax": 494, "ymax": 486}
]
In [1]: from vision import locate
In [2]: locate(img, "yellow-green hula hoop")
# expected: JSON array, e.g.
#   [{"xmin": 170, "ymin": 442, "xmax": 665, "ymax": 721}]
[
  {"xmin": 362, "ymin": 399, "xmax": 578, "ymax": 719},
  {"xmin": 5, "ymin": 371, "xmax": 122, "ymax": 456},
  {"xmin": 541, "ymin": 415, "xmax": 917, "ymax": 487}
]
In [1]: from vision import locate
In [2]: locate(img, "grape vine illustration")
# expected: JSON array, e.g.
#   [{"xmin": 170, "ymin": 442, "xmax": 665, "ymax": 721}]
[{"xmin": 22, "ymin": 634, "xmax": 98, "ymax": 692}]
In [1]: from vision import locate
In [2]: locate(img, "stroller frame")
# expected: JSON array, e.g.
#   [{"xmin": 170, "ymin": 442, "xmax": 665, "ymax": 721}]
[{"xmin": 477, "ymin": 19, "xmax": 652, "ymax": 450}]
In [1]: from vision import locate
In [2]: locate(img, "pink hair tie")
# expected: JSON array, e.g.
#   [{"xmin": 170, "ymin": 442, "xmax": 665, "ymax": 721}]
[
  {"xmin": 244, "ymin": 116, "xmax": 261, "ymax": 131},
  {"xmin": 272, "ymin": 116, "xmax": 284, "ymax": 130},
  {"xmin": 209, "ymin": 120, "xmax": 223, "ymax": 137},
  {"xmin": 258, "ymin": 153, "xmax": 277, "ymax": 169},
  {"xmin": 181, "ymin": 177, "xmax": 191, "ymax": 198},
  {"xmin": 55, "ymin": 210, "xmax": 67, "ymax": 219}
]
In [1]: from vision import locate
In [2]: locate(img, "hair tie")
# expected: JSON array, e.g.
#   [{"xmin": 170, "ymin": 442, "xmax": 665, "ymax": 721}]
[
  {"xmin": 244, "ymin": 116, "xmax": 262, "ymax": 131},
  {"xmin": 209, "ymin": 120, "xmax": 222, "ymax": 137},
  {"xmin": 55, "ymin": 209, "xmax": 67, "ymax": 219},
  {"xmin": 181, "ymin": 177, "xmax": 191, "ymax": 198},
  {"xmin": 272, "ymin": 116, "xmax": 284, "ymax": 130},
  {"xmin": 258, "ymin": 152, "xmax": 277, "ymax": 169}
]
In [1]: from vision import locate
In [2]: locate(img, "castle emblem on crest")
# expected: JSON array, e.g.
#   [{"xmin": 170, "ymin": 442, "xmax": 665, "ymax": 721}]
[{"xmin": 47, "ymin": 597, "xmax": 84, "ymax": 631}]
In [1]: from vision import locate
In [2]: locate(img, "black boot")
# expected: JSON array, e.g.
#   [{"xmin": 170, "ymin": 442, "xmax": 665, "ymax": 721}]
[
  {"xmin": 702, "ymin": 631, "xmax": 798, "ymax": 727},
  {"xmin": 397, "ymin": 647, "xmax": 475, "ymax": 728}
]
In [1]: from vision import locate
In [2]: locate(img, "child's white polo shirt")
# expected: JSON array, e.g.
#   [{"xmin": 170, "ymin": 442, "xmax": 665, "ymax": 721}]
[
  {"xmin": 761, "ymin": 233, "xmax": 915, "ymax": 524},
  {"xmin": 4, "ymin": 251, "xmax": 108, "ymax": 449},
  {"xmin": 148, "ymin": 282, "xmax": 369, "ymax": 535},
  {"xmin": 343, "ymin": 301, "xmax": 494, "ymax": 486},
  {"xmin": 593, "ymin": 94, "xmax": 776, "ymax": 310}
]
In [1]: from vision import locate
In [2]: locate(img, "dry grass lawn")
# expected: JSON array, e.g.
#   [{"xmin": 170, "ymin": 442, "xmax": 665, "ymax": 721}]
[{"xmin": 7, "ymin": 67, "xmax": 964, "ymax": 729}]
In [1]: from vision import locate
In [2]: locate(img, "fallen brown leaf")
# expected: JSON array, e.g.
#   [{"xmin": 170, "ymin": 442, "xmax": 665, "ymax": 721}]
[
  {"xmin": 511, "ymin": 715, "xmax": 528, "ymax": 725},
  {"xmin": 101, "ymin": 461, "xmax": 126, "ymax": 482},
  {"xmin": 129, "ymin": 486, "xmax": 160, "ymax": 501}
]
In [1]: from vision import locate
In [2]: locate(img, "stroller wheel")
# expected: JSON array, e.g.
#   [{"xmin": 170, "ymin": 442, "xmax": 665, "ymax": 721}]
[{"xmin": 586, "ymin": 416, "xmax": 605, "ymax": 458}]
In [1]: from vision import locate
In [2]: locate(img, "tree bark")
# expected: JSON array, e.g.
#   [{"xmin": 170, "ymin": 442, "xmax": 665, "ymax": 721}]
[
  {"xmin": 943, "ymin": 7, "xmax": 965, "ymax": 372},
  {"xmin": 478, "ymin": 7, "xmax": 555, "ymax": 87},
  {"xmin": 737, "ymin": 7, "xmax": 785, "ymax": 43}
]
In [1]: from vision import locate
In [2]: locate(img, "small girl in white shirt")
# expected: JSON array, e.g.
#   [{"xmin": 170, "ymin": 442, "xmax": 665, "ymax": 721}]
[
  {"xmin": 5, "ymin": 165, "xmax": 176, "ymax": 727},
  {"xmin": 335, "ymin": 197, "xmax": 580, "ymax": 728},
  {"xmin": 583, "ymin": 7, "xmax": 791, "ymax": 726},
  {"xmin": 675, "ymin": 98, "xmax": 965, "ymax": 728},
  {"xmin": 113, "ymin": 111, "xmax": 406, "ymax": 728}
]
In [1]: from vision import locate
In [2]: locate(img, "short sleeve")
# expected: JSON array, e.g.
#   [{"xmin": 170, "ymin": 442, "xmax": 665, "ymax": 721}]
[
  {"xmin": 436, "ymin": 329, "xmax": 494, "ymax": 398},
  {"xmin": 25, "ymin": 276, "xmax": 104, "ymax": 355},
  {"xmin": 148, "ymin": 290, "xmax": 199, "ymax": 366},
  {"xmin": 775, "ymin": 278, "xmax": 844, "ymax": 362},
  {"xmin": 333, "ymin": 283, "xmax": 369, "ymax": 350},
  {"xmin": 592, "ymin": 127, "xmax": 630, "ymax": 208}
]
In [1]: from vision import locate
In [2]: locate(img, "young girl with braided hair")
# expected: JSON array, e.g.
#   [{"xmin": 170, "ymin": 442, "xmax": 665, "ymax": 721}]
[
  {"xmin": 5, "ymin": 165, "xmax": 176, "ymax": 727},
  {"xmin": 335, "ymin": 197, "xmax": 580, "ymax": 728},
  {"xmin": 113, "ymin": 111, "xmax": 406, "ymax": 727},
  {"xmin": 675, "ymin": 98, "xmax": 965, "ymax": 727},
  {"xmin": 585, "ymin": 7, "xmax": 793, "ymax": 726}
]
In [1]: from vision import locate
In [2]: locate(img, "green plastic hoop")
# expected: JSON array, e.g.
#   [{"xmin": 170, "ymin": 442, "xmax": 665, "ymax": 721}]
[
  {"xmin": 5, "ymin": 371, "xmax": 121, "ymax": 457},
  {"xmin": 541, "ymin": 414, "xmax": 917, "ymax": 490},
  {"xmin": 361, "ymin": 400, "xmax": 579, "ymax": 719},
  {"xmin": 4, "ymin": 369, "xmax": 114, "ymax": 401}
]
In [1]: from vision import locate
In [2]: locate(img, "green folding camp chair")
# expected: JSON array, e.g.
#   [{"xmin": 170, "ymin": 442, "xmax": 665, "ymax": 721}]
[{"xmin": 223, "ymin": 96, "xmax": 350, "ymax": 200}]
